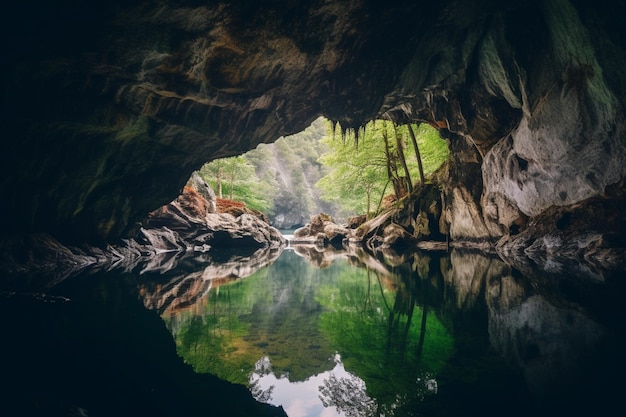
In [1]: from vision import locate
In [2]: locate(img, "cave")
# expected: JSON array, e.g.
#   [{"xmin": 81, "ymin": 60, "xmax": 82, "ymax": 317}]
[
  {"xmin": 2, "ymin": 0, "xmax": 625, "ymax": 268},
  {"xmin": 1, "ymin": 1, "xmax": 625, "ymax": 416}
]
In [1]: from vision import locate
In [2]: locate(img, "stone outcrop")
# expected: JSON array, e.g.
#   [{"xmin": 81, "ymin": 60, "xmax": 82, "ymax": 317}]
[
  {"xmin": 292, "ymin": 213, "xmax": 353, "ymax": 247},
  {"xmin": 495, "ymin": 183, "xmax": 626, "ymax": 273},
  {"xmin": 143, "ymin": 178, "xmax": 285, "ymax": 253},
  {"xmin": 0, "ymin": 174, "xmax": 286, "ymax": 279},
  {"xmin": 1, "ymin": 0, "xmax": 625, "ymax": 270}
]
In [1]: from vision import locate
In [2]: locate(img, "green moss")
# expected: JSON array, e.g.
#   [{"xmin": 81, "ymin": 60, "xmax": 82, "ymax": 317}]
[
  {"xmin": 478, "ymin": 30, "xmax": 522, "ymax": 108},
  {"xmin": 541, "ymin": 0, "xmax": 617, "ymax": 113},
  {"xmin": 114, "ymin": 115, "xmax": 151, "ymax": 143}
]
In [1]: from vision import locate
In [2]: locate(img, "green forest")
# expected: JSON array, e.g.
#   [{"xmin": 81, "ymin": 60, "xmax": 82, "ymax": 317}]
[{"xmin": 198, "ymin": 118, "xmax": 449, "ymax": 227}]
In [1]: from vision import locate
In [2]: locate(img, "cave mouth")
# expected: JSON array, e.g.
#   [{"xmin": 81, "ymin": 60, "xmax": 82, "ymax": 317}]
[
  {"xmin": 192, "ymin": 117, "xmax": 450, "ymax": 231},
  {"xmin": 0, "ymin": 0, "xmax": 623, "ymax": 275}
]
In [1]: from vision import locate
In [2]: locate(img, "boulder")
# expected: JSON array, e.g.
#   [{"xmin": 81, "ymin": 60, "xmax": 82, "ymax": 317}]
[
  {"xmin": 143, "ymin": 183, "xmax": 286, "ymax": 252},
  {"xmin": 292, "ymin": 214, "xmax": 352, "ymax": 247}
]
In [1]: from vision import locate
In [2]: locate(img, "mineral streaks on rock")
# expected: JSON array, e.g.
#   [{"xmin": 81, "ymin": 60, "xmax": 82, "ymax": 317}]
[{"xmin": 481, "ymin": 0, "xmax": 625, "ymax": 230}]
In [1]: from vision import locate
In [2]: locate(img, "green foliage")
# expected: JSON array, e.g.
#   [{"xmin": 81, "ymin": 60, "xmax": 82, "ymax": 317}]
[
  {"xmin": 316, "ymin": 120, "xmax": 449, "ymax": 218},
  {"xmin": 316, "ymin": 267, "xmax": 454, "ymax": 413},
  {"xmin": 196, "ymin": 117, "xmax": 448, "ymax": 221},
  {"xmin": 198, "ymin": 117, "xmax": 334, "ymax": 220},
  {"xmin": 199, "ymin": 155, "xmax": 273, "ymax": 213}
]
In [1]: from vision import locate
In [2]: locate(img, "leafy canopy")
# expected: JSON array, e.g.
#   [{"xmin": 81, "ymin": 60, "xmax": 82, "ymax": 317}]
[
  {"xmin": 196, "ymin": 118, "xmax": 449, "ymax": 220},
  {"xmin": 316, "ymin": 120, "xmax": 449, "ymax": 218}
]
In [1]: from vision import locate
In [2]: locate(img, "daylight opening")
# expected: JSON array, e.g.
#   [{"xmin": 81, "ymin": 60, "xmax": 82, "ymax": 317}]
[{"xmin": 195, "ymin": 117, "xmax": 449, "ymax": 230}]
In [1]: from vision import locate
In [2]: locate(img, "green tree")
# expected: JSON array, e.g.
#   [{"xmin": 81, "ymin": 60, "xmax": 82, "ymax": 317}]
[
  {"xmin": 199, "ymin": 155, "xmax": 272, "ymax": 213},
  {"xmin": 244, "ymin": 117, "xmax": 337, "ymax": 223},
  {"xmin": 316, "ymin": 120, "xmax": 449, "ymax": 218},
  {"xmin": 317, "ymin": 122, "xmax": 390, "ymax": 217},
  {"xmin": 200, "ymin": 159, "xmax": 227, "ymax": 198}
]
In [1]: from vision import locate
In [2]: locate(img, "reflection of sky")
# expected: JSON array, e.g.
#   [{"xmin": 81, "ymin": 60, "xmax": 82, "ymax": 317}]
[{"xmin": 250, "ymin": 354, "xmax": 361, "ymax": 417}]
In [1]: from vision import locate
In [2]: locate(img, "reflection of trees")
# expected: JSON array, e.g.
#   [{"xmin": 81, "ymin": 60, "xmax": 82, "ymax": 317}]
[
  {"xmin": 375, "ymin": 255, "xmax": 437, "ymax": 361},
  {"xmin": 249, "ymin": 357, "xmax": 275, "ymax": 404},
  {"xmin": 316, "ymin": 249, "xmax": 452, "ymax": 416},
  {"xmin": 319, "ymin": 372, "xmax": 377, "ymax": 417},
  {"xmin": 249, "ymin": 379, "xmax": 275, "ymax": 404}
]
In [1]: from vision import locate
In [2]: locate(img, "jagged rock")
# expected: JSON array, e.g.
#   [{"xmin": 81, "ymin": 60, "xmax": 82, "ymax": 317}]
[
  {"xmin": 186, "ymin": 172, "xmax": 217, "ymax": 213},
  {"xmin": 0, "ymin": 176, "xmax": 286, "ymax": 277},
  {"xmin": 347, "ymin": 214, "xmax": 368, "ymax": 229},
  {"xmin": 144, "ymin": 184, "xmax": 286, "ymax": 252},
  {"xmin": 382, "ymin": 223, "xmax": 417, "ymax": 250},
  {"xmin": 495, "ymin": 187, "xmax": 626, "ymax": 272},
  {"xmin": 347, "ymin": 184, "xmax": 449, "ymax": 251}
]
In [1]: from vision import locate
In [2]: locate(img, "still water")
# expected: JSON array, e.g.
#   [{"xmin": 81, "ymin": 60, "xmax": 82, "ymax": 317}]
[{"xmin": 1, "ymin": 243, "xmax": 625, "ymax": 417}]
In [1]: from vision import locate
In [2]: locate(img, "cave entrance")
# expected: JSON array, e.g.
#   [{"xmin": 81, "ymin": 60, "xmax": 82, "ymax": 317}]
[{"xmin": 192, "ymin": 117, "xmax": 449, "ymax": 230}]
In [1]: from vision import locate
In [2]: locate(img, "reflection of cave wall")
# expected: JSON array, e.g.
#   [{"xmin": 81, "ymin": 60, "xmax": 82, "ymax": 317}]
[
  {"xmin": 486, "ymin": 286, "xmax": 615, "ymax": 409},
  {"xmin": 440, "ymin": 248, "xmax": 622, "ymax": 412},
  {"xmin": 1, "ymin": 0, "xmax": 625, "ymax": 246}
]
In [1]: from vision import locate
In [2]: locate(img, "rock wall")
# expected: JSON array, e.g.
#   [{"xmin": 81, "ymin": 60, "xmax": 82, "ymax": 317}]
[
  {"xmin": 481, "ymin": 0, "xmax": 625, "ymax": 231},
  {"xmin": 1, "ymin": 0, "xmax": 625, "ymax": 255}
]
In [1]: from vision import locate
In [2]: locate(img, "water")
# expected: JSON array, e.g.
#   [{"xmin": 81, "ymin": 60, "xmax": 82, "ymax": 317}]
[{"xmin": 1, "ymin": 245, "xmax": 624, "ymax": 417}]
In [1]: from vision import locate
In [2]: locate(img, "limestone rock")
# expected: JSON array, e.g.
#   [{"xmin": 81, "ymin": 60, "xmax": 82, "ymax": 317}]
[
  {"xmin": 495, "ymin": 187, "xmax": 626, "ymax": 272},
  {"xmin": 145, "ymin": 199, "xmax": 285, "ymax": 252},
  {"xmin": 292, "ymin": 213, "xmax": 352, "ymax": 247},
  {"xmin": 186, "ymin": 172, "xmax": 217, "ymax": 213}
]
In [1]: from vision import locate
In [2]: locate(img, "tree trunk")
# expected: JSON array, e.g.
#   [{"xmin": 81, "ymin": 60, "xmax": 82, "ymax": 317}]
[
  {"xmin": 382, "ymin": 121, "xmax": 394, "ymax": 181},
  {"xmin": 407, "ymin": 123, "xmax": 426, "ymax": 186},
  {"xmin": 383, "ymin": 122, "xmax": 404, "ymax": 197},
  {"xmin": 228, "ymin": 164, "xmax": 235, "ymax": 200},
  {"xmin": 393, "ymin": 124, "xmax": 413, "ymax": 193},
  {"xmin": 216, "ymin": 170, "xmax": 223, "ymax": 198}
]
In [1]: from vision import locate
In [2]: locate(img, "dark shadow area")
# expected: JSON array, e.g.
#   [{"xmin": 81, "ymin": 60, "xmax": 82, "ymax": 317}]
[{"xmin": 0, "ymin": 269, "xmax": 285, "ymax": 417}]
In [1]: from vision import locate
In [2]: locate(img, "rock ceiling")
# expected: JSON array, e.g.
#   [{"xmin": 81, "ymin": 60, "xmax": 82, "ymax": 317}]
[{"xmin": 1, "ymin": 0, "xmax": 625, "ymax": 249}]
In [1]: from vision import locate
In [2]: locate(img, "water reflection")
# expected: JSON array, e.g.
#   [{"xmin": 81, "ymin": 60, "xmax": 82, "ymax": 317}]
[
  {"xmin": 248, "ymin": 351, "xmax": 439, "ymax": 417},
  {"xmin": 3, "ymin": 240, "xmax": 623, "ymax": 417},
  {"xmin": 249, "ymin": 353, "xmax": 372, "ymax": 417},
  {"xmin": 138, "ymin": 246, "xmax": 283, "ymax": 315},
  {"xmin": 133, "ymin": 244, "xmax": 624, "ymax": 417}
]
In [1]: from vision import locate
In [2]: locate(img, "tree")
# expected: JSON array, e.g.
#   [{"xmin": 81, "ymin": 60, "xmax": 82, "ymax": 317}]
[
  {"xmin": 200, "ymin": 159, "xmax": 227, "ymax": 198},
  {"xmin": 198, "ymin": 155, "xmax": 272, "ymax": 213},
  {"xmin": 317, "ymin": 121, "xmax": 390, "ymax": 218},
  {"xmin": 407, "ymin": 123, "xmax": 426, "ymax": 186},
  {"xmin": 392, "ymin": 123, "xmax": 413, "ymax": 194},
  {"xmin": 316, "ymin": 120, "xmax": 449, "ymax": 218}
]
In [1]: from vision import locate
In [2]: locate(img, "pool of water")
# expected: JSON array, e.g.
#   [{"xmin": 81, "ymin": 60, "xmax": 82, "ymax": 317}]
[{"xmin": 1, "ymin": 245, "xmax": 624, "ymax": 417}]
